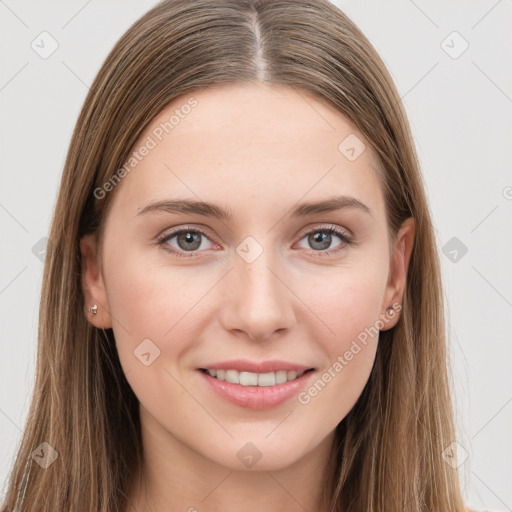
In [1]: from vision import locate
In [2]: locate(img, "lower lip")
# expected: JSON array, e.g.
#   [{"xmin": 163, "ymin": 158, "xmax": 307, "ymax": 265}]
[{"xmin": 197, "ymin": 370, "xmax": 315, "ymax": 410}]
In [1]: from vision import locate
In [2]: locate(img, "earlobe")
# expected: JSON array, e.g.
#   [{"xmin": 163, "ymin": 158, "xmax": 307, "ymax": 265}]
[
  {"xmin": 381, "ymin": 217, "xmax": 415, "ymax": 330},
  {"xmin": 80, "ymin": 234, "xmax": 112, "ymax": 329}
]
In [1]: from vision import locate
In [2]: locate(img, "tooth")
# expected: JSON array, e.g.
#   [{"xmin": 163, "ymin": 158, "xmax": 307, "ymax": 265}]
[
  {"xmin": 239, "ymin": 371, "xmax": 258, "ymax": 386},
  {"xmin": 287, "ymin": 371, "xmax": 297, "ymax": 381},
  {"xmin": 209, "ymin": 368, "xmax": 306, "ymax": 385},
  {"xmin": 225, "ymin": 369, "xmax": 240, "ymax": 384},
  {"xmin": 275, "ymin": 370, "xmax": 288, "ymax": 384},
  {"xmin": 258, "ymin": 372, "xmax": 276, "ymax": 386}
]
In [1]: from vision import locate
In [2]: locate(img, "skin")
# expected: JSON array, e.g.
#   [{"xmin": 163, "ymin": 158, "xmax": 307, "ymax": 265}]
[{"xmin": 80, "ymin": 83, "xmax": 414, "ymax": 512}]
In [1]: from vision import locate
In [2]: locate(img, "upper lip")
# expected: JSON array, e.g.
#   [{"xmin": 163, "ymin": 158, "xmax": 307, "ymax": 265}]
[{"xmin": 199, "ymin": 359, "xmax": 314, "ymax": 373}]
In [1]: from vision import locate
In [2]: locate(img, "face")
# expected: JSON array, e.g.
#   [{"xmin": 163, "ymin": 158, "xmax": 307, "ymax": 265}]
[{"xmin": 81, "ymin": 84, "xmax": 414, "ymax": 472}]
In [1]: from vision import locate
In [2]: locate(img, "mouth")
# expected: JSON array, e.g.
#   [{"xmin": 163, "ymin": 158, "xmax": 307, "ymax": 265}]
[
  {"xmin": 198, "ymin": 367, "xmax": 315, "ymax": 387},
  {"xmin": 196, "ymin": 363, "xmax": 316, "ymax": 410}
]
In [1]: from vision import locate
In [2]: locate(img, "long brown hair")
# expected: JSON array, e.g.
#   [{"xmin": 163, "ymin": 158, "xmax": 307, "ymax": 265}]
[{"xmin": 1, "ymin": 1, "xmax": 467, "ymax": 510}]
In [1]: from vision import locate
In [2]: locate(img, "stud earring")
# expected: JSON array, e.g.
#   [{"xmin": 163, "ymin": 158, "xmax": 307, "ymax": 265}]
[
  {"xmin": 386, "ymin": 306, "xmax": 395, "ymax": 315},
  {"xmin": 88, "ymin": 304, "xmax": 98, "ymax": 315}
]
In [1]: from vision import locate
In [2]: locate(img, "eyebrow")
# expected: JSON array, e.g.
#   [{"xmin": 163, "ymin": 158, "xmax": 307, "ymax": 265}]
[{"xmin": 136, "ymin": 194, "xmax": 371, "ymax": 221}]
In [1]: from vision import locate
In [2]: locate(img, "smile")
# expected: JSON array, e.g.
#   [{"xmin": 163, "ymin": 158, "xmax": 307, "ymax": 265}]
[
  {"xmin": 199, "ymin": 368, "xmax": 313, "ymax": 387},
  {"xmin": 197, "ymin": 367, "xmax": 316, "ymax": 410}
]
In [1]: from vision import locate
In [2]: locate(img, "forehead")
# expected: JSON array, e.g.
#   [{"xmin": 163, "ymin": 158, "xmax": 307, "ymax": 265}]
[{"xmin": 106, "ymin": 84, "xmax": 385, "ymax": 221}]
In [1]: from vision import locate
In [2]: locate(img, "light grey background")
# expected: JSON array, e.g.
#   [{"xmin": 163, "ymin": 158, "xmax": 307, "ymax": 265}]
[{"xmin": 1, "ymin": 1, "xmax": 511, "ymax": 510}]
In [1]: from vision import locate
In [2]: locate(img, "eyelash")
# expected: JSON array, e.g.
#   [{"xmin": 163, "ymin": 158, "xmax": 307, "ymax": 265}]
[{"xmin": 157, "ymin": 225, "xmax": 354, "ymax": 258}]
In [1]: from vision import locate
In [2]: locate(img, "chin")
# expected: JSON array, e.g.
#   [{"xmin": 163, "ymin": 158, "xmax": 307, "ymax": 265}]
[{"xmin": 203, "ymin": 435, "xmax": 314, "ymax": 472}]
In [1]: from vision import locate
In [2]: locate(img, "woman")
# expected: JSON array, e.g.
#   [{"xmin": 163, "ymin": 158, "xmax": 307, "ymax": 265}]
[{"xmin": 1, "ymin": 0, "xmax": 479, "ymax": 510}]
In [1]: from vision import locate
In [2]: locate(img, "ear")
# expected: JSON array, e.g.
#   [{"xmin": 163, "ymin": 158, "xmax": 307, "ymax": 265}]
[
  {"xmin": 380, "ymin": 217, "xmax": 415, "ymax": 330},
  {"xmin": 80, "ymin": 234, "xmax": 112, "ymax": 329}
]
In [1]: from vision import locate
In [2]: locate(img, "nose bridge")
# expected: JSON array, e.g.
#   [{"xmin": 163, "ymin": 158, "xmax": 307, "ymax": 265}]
[
  {"xmin": 222, "ymin": 235, "xmax": 294, "ymax": 340},
  {"xmin": 236, "ymin": 239, "xmax": 285, "ymax": 309}
]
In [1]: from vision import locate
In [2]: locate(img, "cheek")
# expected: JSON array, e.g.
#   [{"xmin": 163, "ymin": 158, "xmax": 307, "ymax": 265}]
[
  {"xmin": 102, "ymin": 252, "xmax": 207, "ymax": 410},
  {"xmin": 294, "ymin": 262, "xmax": 387, "ymax": 408},
  {"xmin": 300, "ymin": 261, "xmax": 387, "ymax": 344},
  {"xmin": 105, "ymin": 242, "xmax": 208, "ymax": 329},
  {"xmin": 102, "ymin": 248, "xmax": 202, "ymax": 361}
]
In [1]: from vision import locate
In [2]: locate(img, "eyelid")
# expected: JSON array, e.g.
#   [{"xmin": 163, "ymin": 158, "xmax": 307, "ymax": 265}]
[
  {"xmin": 294, "ymin": 223, "xmax": 353, "ymax": 242},
  {"xmin": 157, "ymin": 224, "xmax": 212, "ymax": 241}
]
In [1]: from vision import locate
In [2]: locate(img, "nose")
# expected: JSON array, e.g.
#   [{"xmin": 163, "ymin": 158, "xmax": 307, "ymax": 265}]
[{"xmin": 219, "ymin": 248, "xmax": 296, "ymax": 343}]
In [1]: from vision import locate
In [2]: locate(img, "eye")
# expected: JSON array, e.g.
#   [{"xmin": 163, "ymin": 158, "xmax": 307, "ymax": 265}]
[
  {"xmin": 295, "ymin": 225, "xmax": 353, "ymax": 256},
  {"xmin": 157, "ymin": 224, "xmax": 353, "ymax": 258},
  {"xmin": 157, "ymin": 227, "xmax": 217, "ymax": 257}
]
